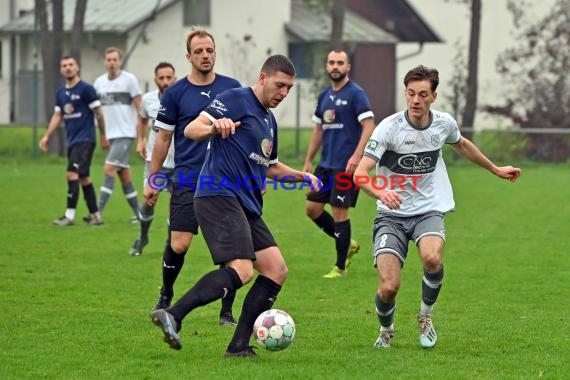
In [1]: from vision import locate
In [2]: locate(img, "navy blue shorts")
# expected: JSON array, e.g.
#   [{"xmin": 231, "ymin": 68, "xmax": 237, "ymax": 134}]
[
  {"xmin": 306, "ymin": 166, "xmax": 359, "ymax": 208},
  {"xmin": 67, "ymin": 142, "xmax": 95, "ymax": 177},
  {"xmin": 194, "ymin": 196, "xmax": 277, "ymax": 265}
]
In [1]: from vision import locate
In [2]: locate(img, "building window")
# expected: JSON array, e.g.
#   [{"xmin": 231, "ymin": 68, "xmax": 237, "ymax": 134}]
[
  {"xmin": 289, "ymin": 43, "xmax": 317, "ymax": 79},
  {"xmin": 183, "ymin": 0, "xmax": 210, "ymax": 26}
]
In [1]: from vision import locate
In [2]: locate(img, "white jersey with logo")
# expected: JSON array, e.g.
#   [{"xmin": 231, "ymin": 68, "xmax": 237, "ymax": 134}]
[
  {"xmin": 364, "ymin": 109, "xmax": 461, "ymax": 216},
  {"xmin": 140, "ymin": 90, "xmax": 175, "ymax": 169},
  {"xmin": 94, "ymin": 70, "xmax": 141, "ymax": 139}
]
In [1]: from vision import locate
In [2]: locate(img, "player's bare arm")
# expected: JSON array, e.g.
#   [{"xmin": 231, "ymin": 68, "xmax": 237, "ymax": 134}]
[
  {"xmin": 303, "ymin": 123, "xmax": 323, "ymax": 173},
  {"xmin": 354, "ymin": 155, "xmax": 403, "ymax": 210},
  {"xmin": 136, "ymin": 115, "xmax": 149, "ymax": 159},
  {"xmin": 39, "ymin": 111, "xmax": 63, "ymax": 152},
  {"xmin": 452, "ymin": 137, "xmax": 521, "ymax": 182},
  {"xmin": 345, "ymin": 116, "xmax": 375, "ymax": 174},
  {"xmin": 144, "ymin": 128, "xmax": 172, "ymax": 206},
  {"xmin": 267, "ymin": 162, "xmax": 321, "ymax": 193},
  {"xmin": 132, "ymin": 94, "xmax": 142, "ymax": 115},
  {"xmin": 93, "ymin": 107, "xmax": 109, "ymax": 150},
  {"xmin": 185, "ymin": 114, "xmax": 241, "ymax": 141}
]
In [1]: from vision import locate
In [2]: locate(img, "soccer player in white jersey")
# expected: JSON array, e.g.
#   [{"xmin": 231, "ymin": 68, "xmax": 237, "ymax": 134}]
[
  {"xmin": 128, "ymin": 62, "xmax": 176, "ymax": 256},
  {"xmin": 93, "ymin": 47, "xmax": 142, "ymax": 224},
  {"xmin": 354, "ymin": 65, "xmax": 521, "ymax": 349}
]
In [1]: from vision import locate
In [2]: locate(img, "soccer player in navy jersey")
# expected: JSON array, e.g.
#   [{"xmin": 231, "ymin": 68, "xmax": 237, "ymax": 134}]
[
  {"xmin": 354, "ymin": 65, "xmax": 521, "ymax": 349},
  {"xmin": 150, "ymin": 55, "xmax": 320, "ymax": 356},
  {"xmin": 39, "ymin": 55, "xmax": 107, "ymax": 226},
  {"xmin": 303, "ymin": 49, "xmax": 376, "ymax": 278},
  {"xmin": 143, "ymin": 28, "xmax": 241, "ymax": 326}
]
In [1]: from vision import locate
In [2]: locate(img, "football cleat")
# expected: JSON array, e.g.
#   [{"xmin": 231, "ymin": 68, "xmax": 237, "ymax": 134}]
[
  {"xmin": 373, "ymin": 328, "xmax": 395, "ymax": 349},
  {"xmin": 323, "ymin": 266, "xmax": 347, "ymax": 278},
  {"xmin": 153, "ymin": 294, "xmax": 172, "ymax": 311},
  {"xmin": 83, "ymin": 213, "xmax": 103, "ymax": 225},
  {"xmin": 53, "ymin": 216, "xmax": 74, "ymax": 226},
  {"xmin": 219, "ymin": 312, "xmax": 237, "ymax": 327},
  {"xmin": 128, "ymin": 236, "xmax": 148, "ymax": 256},
  {"xmin": 224, "ymin": 346, "xmax": 258, "ymax": 358},
  {"xmin": 150, "ymin": 309, "xmax": 181, "ymax": 350},
  {"xmin": 345, "ymin": 239, "xmax": 360, "ymax": 268},
  {"xmin": 418, "ymin": 315, "xmax": 438, "ymax": 348}
]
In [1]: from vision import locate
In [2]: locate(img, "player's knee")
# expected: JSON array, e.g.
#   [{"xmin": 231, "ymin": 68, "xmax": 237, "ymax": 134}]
[
  {"xmin": 305, "ymin": 204, "xmax": 322, "ymax": 219},
  {"xmin": 231, "ymin": 262, "xmax": 254, "ymax": 285},
  {"xmin": 271, "ymin": 263, "xmax": 288, "ymax": 284},
  {"xmin": 66, "ymin": 172, "xmax": 79, "ymax": 181},
  {"xmin": 103, "ymin": 165, "xmax": 117, "ymax": 176},
  {"xmin": 170, "ymin": 239, "xmax": 189, "ymax": 254},
  {"xmin": 422, "ymin": 253, "xmax": 442, "ymax": 272},
  {"xmin": 379, "ymin": 283, "xmax": 399, "ymax": 300}
]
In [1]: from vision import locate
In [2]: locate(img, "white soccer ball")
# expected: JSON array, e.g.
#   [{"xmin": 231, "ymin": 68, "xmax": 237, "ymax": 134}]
[{"xmin": 253, "ymin": 309, "xmax": 296, "ymax": 351}]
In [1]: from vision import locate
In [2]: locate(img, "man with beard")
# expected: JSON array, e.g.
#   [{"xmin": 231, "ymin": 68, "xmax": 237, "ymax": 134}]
[
  {"xmin": 303, "ymin": 49, "xmax": 375, "ymax": 278},
  {"xmin": 39, "ymin": 55, "xmax": 107, "ymax": 226},
  {"xmin": 128, "ymin": 62, "xmax": 177, "ymax": 256},
  {"xmin": 144, "ymin": 27, "xmax": 241, "ymax": 326},
  {"xmin": 150, "ymin": 54, "xmax": 321, "ymax": 356}
]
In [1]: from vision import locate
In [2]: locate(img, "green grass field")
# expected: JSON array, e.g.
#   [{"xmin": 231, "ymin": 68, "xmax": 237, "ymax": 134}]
[{"xmin": 0, "ymin": 128, "xmax": 568, "ymax": 379}]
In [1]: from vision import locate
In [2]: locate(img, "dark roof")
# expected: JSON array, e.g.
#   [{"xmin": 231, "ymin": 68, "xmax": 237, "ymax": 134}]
[
  {"xmin": 0, "ymin": 0, "xmax": 178, "ymax": 34},
  {"xmin": 286, "ymin": 0, "xmax": 399, "ymax": 43},
  {"xmin": 348, "ymin": 0, "xmax": 443, "ymax": 43}
]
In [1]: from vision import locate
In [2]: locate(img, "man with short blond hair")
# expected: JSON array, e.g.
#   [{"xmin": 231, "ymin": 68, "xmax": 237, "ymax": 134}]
[{"xmin": 143, "ymin": 28, "xmax": 241, "ymax": 325}]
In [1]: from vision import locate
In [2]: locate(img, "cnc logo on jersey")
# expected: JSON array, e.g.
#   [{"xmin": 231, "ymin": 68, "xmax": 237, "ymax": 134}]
[
  {"xmin": 366, "ymin": 139, "xmax": 378, "ymax": 150},
  {"xmin": 261, "ymin": 138, "xmax": 273, "ymax": 157},
  {"xmin": 398, "ymin": 154, "xmax": 433, "ymax": 173},
  {"xmin": 63, "ymin": 103, "xmax": 75, "ymax": 114},
  {"xmin": 210, "ymin": 99, "xmax": 228, "ymax": 115},
  {"xmin": 334, "ymin": 98, "xmax": 348, "ymax": 106},
  {"xmin": 323, "ymin": 109, "xmax": 335, "ymax": 123},
  {"xmin": 430, "ymin": 135, "xmax": 440, "ymax": 147}
]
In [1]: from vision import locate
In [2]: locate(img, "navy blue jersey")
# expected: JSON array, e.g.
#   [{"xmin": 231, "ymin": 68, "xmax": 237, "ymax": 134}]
[
  {"xmin": 313, "ymin": 80, "xmax": 374, "ymax": 168},
  {"xmin": 195, "ymin": 87, "xmax": 278, "ymax": 217},
  {"xmin": 155, "ymin": 74, "xmax": 241, "ymax": 183},
  {"xmin": 55, "ymin": 80, "xmax": 101, "ymax": 146}
]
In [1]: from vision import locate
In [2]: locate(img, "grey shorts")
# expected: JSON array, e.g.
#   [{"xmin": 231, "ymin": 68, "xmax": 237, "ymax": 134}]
[
  {"xmin": 105, "ymin": 138, "xmax": 134, "ymax": 169},
  {"xmin": 372, "ymin": 211, "xmax": 446, "ymax": 265}
]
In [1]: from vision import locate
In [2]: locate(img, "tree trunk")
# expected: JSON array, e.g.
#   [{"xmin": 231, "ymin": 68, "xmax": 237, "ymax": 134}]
[
  {"xmin": 70, "ymin": 0, "xmax": 88, "ymax": 65},
  {"xmin": 330, "ymin": 0, "xmax": 346, "ymax": 51},
  {"xmin": 36, "ymin": 0, "xmax": 65, "ymax": 155},
  {"xmin": 461, "ymin": 0, "xmax": 481, "ymax": 139}
]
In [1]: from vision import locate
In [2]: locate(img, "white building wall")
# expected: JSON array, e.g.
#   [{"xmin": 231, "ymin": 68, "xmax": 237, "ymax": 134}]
[
  {"xmin": 0, "ymin": 0, "xmax": 35, "ymax": 124},
  {"xmin": 123, "ymin": 0, "xmax": 301, "ymax": 127},
  {"xmin": 398, "ymin": 0, "xmax": 556, "ymax": 128}
]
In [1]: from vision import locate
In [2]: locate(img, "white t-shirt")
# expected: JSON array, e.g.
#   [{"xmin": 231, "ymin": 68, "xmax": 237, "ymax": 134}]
[
  {"xmin": 364, "ymin": 109, "xmax": 462, "ymax": 216},
  {"xmin": 140, "ymin": 90, "xmax": 175, "ymax": 169},
  {"xmin": 94, "ymin": 70, "xmax": 141, "ymax": 139}
]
